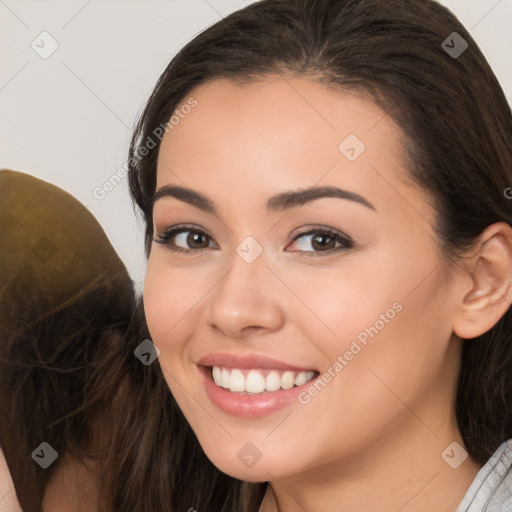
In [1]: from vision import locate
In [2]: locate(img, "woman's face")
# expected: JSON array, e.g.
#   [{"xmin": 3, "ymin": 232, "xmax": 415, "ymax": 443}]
[{"xmin": 144, "ymin": 76, "xmax": 465, "ymax": 482}]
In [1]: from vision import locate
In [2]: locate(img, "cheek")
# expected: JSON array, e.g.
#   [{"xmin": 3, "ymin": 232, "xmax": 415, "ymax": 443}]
[
  {"xmin": 143, "ymin": 257, "xmax": 205, "ymax": 343},
  {"xmin": 285, "ymin": 245, "xmax": 447, "ymax": 398},
  {"xmin": 143, "ymin": 260, "xmax": 198, "ymax": 400},
  {"xmin": 321, "ymin": 265, "xmax": 451, "ymax": 421},
  {"xmin": 282, "ymin": 261, "xmax": 397, "ymax": 354}
]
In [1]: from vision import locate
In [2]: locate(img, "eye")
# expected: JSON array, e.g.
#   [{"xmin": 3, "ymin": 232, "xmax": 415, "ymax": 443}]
[
  {"xmin": 287, "ymin": 227, "xmax": 353, "ymax": 257},
  {"xmin": 153, "ymin": 225, "xmax": 217, "ymax": 255},
  {"xmin": 153, "ymin": 224, "xmax": 353, "ymax": 257}
]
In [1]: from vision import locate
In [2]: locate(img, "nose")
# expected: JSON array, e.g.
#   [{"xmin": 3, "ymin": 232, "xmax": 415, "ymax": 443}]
[{"xmin": 207, "ymin": 246, "xmax": 285, "ymax": 338}]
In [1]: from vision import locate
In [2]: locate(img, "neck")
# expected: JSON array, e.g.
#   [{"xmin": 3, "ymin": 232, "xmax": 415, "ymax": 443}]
[{"xmin": 259, "ymin": 405, "xmax": 482, "ymax": 512}]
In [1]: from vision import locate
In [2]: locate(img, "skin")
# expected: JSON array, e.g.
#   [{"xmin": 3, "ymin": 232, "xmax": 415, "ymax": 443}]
[
  {"xmin": 144, "ymin": 75, "xmax": 512, "ymax": 511},
  {"xmin": 0, "ymin": 449, "xmax": 22, "ymax": 512},
  {"xmin": 42, "ymin": 455, "xmax": 101, "ymax": 512}
]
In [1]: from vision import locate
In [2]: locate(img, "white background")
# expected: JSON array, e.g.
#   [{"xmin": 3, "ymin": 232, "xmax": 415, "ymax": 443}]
[{"xmin": 1, "ymin": 0, "xmax": 511, "ymax": 298}]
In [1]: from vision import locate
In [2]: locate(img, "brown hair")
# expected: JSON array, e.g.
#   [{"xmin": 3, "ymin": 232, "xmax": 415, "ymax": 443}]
[
  {"xmin": 105, "ymin": 0, "xmax": 512, "ymax": 509},
  {"xmin": 0, "ymin": 169, "xmax": 137, "ymax": 510}
]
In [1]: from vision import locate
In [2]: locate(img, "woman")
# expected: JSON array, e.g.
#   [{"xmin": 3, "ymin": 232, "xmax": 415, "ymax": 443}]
[{"xmin": 114, "ymin": 0, "xmax": 512, "ymax": 510}]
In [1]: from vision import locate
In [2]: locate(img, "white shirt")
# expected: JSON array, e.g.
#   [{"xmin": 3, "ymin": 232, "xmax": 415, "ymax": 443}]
[{"xmin": 457, "ymin": 439, "xmax": 512, "ymax": 511}]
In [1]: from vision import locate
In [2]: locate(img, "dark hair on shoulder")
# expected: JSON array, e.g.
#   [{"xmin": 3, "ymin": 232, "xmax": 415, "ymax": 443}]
[{"xmin": 119, "ymin": 0, "xmax": 512, "ymax": 509}]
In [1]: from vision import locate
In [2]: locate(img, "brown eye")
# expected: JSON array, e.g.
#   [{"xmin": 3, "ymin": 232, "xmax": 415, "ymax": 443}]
[
  {"xmin": 186, "ymin": 231, "xmax": 209, "ymax": 248},
  {"xmin": 153, "ymin": 226, "xmax": 216, "ymax": 254},
  {"xmin": 310, "ymin": 233, "xmax": 336, "ymax": 251},
  {"xmin": 288, "ymin": 227, "xmax": 353, "ymax": 257}
]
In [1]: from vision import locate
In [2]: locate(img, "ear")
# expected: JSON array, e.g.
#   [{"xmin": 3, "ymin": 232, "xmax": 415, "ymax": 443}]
[{"xmin": 453, "ymin": 222, "xmax": 512, "ymax": 339}]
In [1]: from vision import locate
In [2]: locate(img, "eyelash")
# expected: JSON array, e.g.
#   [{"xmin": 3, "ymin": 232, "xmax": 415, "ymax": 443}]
[{"xmin": 153, "ymin": 224, "xmax": 354, "ymax": 257}]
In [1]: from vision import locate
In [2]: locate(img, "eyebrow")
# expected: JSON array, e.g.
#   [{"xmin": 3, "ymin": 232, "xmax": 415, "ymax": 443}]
[{"xmin": 150, "ymin": 184, "xmax": 376, "ymax": 214}]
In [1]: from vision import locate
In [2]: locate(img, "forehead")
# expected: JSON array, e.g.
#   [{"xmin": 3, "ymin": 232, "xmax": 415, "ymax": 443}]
[{"xmin": 155, "ymin": 76, "xmax": 422, "ymax": 219}]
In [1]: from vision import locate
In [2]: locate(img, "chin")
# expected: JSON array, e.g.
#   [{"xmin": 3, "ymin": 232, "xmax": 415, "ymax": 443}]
[{"xmin": 198, "ymin": 438, "xmax": 297, "ymax": 483}]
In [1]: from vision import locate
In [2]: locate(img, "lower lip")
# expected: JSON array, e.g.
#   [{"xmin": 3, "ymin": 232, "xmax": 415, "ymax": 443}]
[{"xmin": 198, "ymin": 365, "xmax": 317, "ymax": 419}]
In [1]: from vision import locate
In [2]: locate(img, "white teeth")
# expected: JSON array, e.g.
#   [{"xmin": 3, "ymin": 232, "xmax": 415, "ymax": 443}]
[
  {"xmin": 281, "ymin": 371, "xmax": 295, "ymax": 390},
  {"xmin": 221, "ymin": 368, "xmax": 230, "ymax": 388},
  {"xmin": 246, "ymin": 370, "xmax": 266, "ymax": 393},
  {"xmin": 212, "ymin": 366, "xmax": 222, "ymax": 385},
  {"xmin": 229, "ymin": 369, "xmax": 245, "ymax": 392},
  {"xmin": 294, "ymin": 371, "xmax": 311, "ymax": 387},
  {"xmin": 265, "ymin": 371, "xmax": 281, "ymax": 392},
  {"xmin": 211, "ymin": 366, "xmax": 316, "ymax": 394}
]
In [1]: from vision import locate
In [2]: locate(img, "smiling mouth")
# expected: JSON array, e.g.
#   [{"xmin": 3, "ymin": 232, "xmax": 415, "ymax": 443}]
[{"xmin": 209, "ymin": 365, "xmax": 319, "ymax": 395}]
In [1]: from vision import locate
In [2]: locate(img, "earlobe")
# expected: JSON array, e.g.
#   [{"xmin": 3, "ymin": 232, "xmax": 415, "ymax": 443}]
[{"xmin": 453, "ymin": 222, "xmax": 512, "ymax": 340}]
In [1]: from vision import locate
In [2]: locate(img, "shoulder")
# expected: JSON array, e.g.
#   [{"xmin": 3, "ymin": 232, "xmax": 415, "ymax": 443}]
[{"xmin": 456, "ymin": 439, "xmax": 512, "ymax": 512}]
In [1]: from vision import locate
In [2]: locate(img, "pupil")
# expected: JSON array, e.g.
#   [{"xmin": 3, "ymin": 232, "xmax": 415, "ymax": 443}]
[
  {"xmin": 189, "ymin": 232, "xmax": 206, "ymax": 248},
  {"xmin": 312, "ymin": 234, "xmax": 333, "ymax": 251}
]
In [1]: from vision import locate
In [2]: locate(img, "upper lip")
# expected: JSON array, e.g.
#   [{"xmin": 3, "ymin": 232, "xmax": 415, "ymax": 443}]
[{"xmin": 197, "ymin": 352, "xmax": 317, "ymax": 372}]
